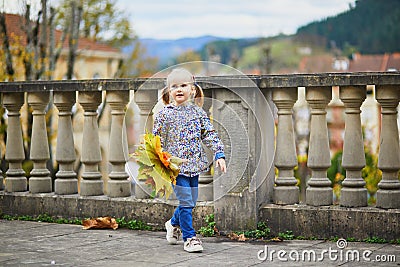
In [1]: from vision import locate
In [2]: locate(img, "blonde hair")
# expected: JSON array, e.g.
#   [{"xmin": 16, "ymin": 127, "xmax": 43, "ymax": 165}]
[{"xmin": 162, "ymin": 68, "xmax": 204, "ymax": 107}]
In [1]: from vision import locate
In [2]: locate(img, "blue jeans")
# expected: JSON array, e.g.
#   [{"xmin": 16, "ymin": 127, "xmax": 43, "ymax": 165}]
[{"xmin": 170, "ymin": 174, "xmax": 199, "ymax": 241}]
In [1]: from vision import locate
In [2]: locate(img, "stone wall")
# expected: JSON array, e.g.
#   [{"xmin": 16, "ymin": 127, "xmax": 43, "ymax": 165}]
[{"xmin": 0, "ymin": 192, "xmax": 213, "ymax": 230}]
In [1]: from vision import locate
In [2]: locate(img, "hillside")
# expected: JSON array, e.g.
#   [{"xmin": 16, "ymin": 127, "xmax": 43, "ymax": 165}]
[
  {"xmin": 236, "ymin": 36, "xmax": 328, "ymax": 73},
  {"xmin": 297, "ymin": 0, "xmax": 400, "ymax": 54}
]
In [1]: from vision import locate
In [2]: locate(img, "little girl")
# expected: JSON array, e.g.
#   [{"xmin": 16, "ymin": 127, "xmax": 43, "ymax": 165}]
[{"xmin": 153, "ymin": 68, "xmax": 227, "ymax": 253}]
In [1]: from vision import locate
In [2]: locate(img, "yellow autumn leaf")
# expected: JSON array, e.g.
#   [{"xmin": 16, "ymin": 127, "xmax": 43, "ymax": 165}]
[
  {"xmin": 131, "ymin": 133, "xmax": 185, "ymax": 199},
  {"xmin": 136, "ymin": 165, "xmax": 152, "ymax": 181},
  {"xmin": 149, "ymin": 164, "xmax": 174, "ymax": 199}
]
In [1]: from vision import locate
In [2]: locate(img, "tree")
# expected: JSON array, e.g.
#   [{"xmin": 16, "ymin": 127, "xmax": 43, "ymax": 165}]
[
  {"xmin": 116, "ymin": 39, "xmax": 158, "ymax": 78},
  {"xmin": 56, "ymin": 0, "xmax": 133, "ymax": 48},
  {"xmin": 56, "ymin": 0, "xmax": 158, "ymax": 78},
  {"xmin": 0, "ymin": 12, "xmax": 15, "ymax": 81},
  {"xmin": 0, "ymin": 0, "xmax": 81, "ymax": 81},
  {"xmin": 1, "ymin": 0, "xmax": 158, "ymax": 80},
  {"xmin": 296, "ymin": 0, "xmax": 400, "ymax": 53},
  {"xmin": 66, "ymin": 1, "xmax": 82, "ymax": 79},
  {"xmin": 176, "ymin": 50, "xmax": 202, "ymax": 64}
]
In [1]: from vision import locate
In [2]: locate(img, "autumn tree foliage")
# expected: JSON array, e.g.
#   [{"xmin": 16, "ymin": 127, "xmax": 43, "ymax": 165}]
[
  {"xmin": 0, "ymin": 0, "xmax": 157, "ymax": 81},
  {"xmin": 0, "ymin": 0, "xmax": 83, "ymax": 81},
  {"xmin": 296, "ymin": 0, "xmax": 400, "ymax": 54},
  {"xmin": 56, "ymin": 0, "xmax": 157, "ymax": 78}
]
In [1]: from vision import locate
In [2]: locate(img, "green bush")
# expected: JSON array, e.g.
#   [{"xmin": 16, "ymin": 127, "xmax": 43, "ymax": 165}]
[
  {"xmin": 327, "ymin": 148, "xmax": 382, "ymax": 205},
  {"xmin": 235, "ymin": 222, "xmax": 271, "ymax": 239},
  {"xmin": 198, "ymin": 214, "xmax": 216, "ymax": 237}
]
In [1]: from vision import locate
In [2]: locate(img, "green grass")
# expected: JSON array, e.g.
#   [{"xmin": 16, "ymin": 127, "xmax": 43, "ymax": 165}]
[
  {"xmin": 198, "ymin": 214, "xmax": 216, "ymax": 237},
  {"xmin": 0, "ymin": 214, "xmax": 152, "ymax": 230},
  {"xmin": 234, "ymin": 222, "xmax": 271, "ymax": 239},
  {"xmin": 115, "ymin": 217, "xmax": 152, "ymax": 231},
  {"xmin": 278, "ymin": 230, "xmax": 295, "ymax": 240}
]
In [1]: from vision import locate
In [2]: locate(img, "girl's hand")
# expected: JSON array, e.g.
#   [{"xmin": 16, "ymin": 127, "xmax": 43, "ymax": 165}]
[{"xmin": 216, "ymin": 158, "xmax": 227, "ymax": 173}]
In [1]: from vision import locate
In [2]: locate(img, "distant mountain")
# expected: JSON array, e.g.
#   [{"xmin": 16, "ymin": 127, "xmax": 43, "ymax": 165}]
[{"xmin": 123, "ymin": 35, "xmax": 227, "ymax": 67}]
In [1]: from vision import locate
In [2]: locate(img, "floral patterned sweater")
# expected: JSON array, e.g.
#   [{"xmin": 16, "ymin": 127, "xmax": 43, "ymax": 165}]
[{"xmin": 153, "ymin": 103, "xmax": 225, "ymax": 177}]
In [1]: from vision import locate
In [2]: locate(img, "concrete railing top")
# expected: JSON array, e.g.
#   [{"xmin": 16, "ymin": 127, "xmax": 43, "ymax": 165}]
[
  {"xmin": 0, "ymin": 79, "xmax": 144, "ymax": 93},
  {"xmin": 260, "ymin": 71, "xmax": 400, "ymax": 88},
  {"xmin": 0, "ymin": 72, "xmax": 400, "ymax": 92}
]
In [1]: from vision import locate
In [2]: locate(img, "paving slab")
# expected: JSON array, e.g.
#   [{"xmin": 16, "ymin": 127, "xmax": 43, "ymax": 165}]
[{"xmin": 0, "ymin": 220, "xmax": 399, "ymax": 267}]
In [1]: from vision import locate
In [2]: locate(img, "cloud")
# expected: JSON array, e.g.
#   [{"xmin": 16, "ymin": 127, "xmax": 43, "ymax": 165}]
[
  {"xmin": 122, "ymin": 0, "xmax": 355, "ymax": 39},
  {"xmin": 3, "ymin": 0, "xmax": 356, "ymax": 39}
]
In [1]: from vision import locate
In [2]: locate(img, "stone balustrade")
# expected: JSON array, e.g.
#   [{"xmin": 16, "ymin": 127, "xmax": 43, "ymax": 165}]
[{"xmin": 0, "ymin": 73, "xmax": 399, "ymax": 236}]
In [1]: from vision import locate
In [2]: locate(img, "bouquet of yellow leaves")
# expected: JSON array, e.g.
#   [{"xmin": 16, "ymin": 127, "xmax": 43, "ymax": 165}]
[{"xmin": 131, "ymin": 133, "xmax": 186, "ymax": 199}]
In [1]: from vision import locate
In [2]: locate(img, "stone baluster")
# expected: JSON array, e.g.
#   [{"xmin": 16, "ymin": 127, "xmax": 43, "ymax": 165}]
[
  {"xmin": 27, "ymin": 92, "xmax": 52, "ymax": 193},
  {"xmin": 3, "ymin": 93, "xmax": 27, "ymax": 192},
  {"xmin": 134, "ymin": 89, "xmax": 158, "ymax": 198},
  {"xmin": 78, "ymin": 91, "xmax": 103, "ymax": 196},
  {"xmin": 375, "ymin": 85, "xmax": 400, "ymax": 209},
  {"xmin": 135, "ymin": 89, "xmax": 158, "ymax": 134},
  {"xmin": 339, "ymin": 86, "xmax": 367, "ymax": 207},
  {"xmin": 107, "ymin": 91, "xmax": 131, "ymax": 197},
  {"xmin": 306, "ymin": 87, "xmax": 332, "ymax": 206},
  {"xmin": 272, "ymin": 87, "xmax": 299, "ymax": 204},
  {"xmin": 198, "ymin": 90, "xmax": 213, "ymax": 201},
  {"xmin": 54, "ymin": 92, "xmax": 78, "ymax": 195}
]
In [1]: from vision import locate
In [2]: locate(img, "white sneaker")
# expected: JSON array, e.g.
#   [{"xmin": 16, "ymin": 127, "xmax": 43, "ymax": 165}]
[
  {"xmin": 165, "ymin": 220, "xmax": 181, "ymax": 245},
  {"xmin": 184, "ymin": 237, "xmax": 203, "ymax": 252}
]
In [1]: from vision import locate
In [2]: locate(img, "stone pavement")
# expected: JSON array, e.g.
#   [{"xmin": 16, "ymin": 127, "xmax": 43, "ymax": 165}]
[{"xmin": 0, "ymin": 220, "xmax": 399, "ymax": 267}]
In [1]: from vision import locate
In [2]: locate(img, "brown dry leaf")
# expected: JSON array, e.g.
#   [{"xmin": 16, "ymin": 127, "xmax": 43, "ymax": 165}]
[
  {"xmin": 270, "ymin": 236, "xmax": 284, "ymax": 242},
  {"xmin": 82, "ymin": 217, "xmax": 118, "ymax": 230},
  {"xmin": 237, "ymin": 233, "xmax": 248, "ymax": 242},
  {"xmin": 228, "ymin": 232, "xmax": 239, "ymax": 240},
  {"xmin": 228, "ymin": 232, "xmax": 248, "ymax": 242}
]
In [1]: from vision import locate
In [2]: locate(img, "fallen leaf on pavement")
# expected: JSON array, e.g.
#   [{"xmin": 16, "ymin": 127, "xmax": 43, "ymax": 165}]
[
  {"xmin": 270, "ymin": 236, "xmax": 284, "ymax": 242},
  {"xmin": 82, "ymin": 217, "xmax": 118, "ymax": 230},
  {"xmin": 228, "ymin": 232, "xmax": 249, "ymax": 241}
]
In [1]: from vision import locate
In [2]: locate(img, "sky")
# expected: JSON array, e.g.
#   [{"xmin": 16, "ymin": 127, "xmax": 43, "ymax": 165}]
[{"xmin": 2, "ymin": 0, "xmax": 356, "ymax": 40}]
